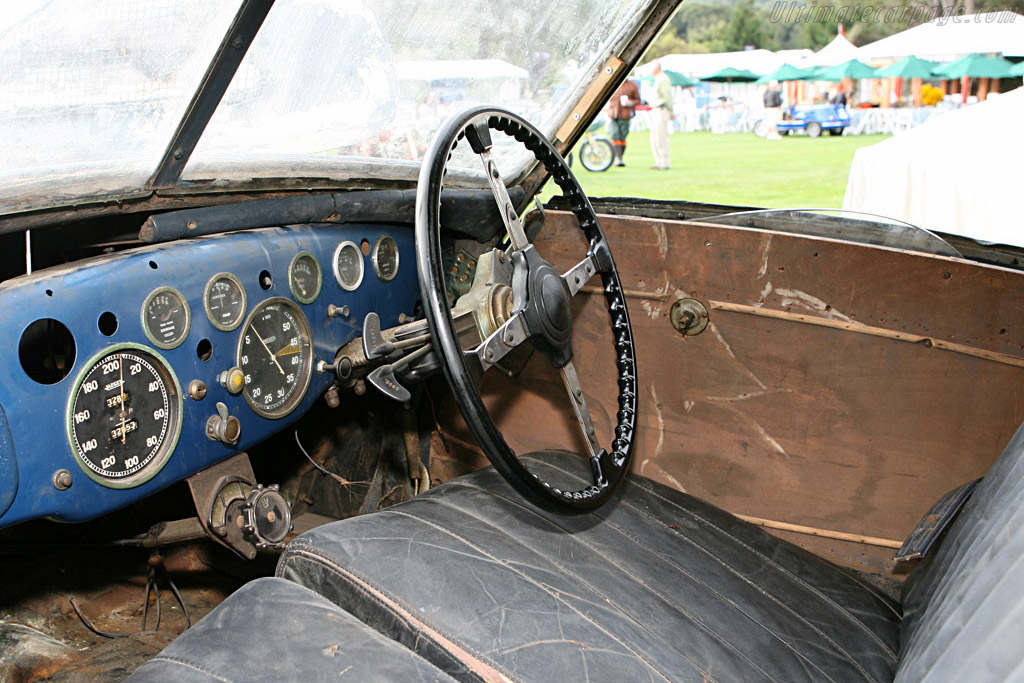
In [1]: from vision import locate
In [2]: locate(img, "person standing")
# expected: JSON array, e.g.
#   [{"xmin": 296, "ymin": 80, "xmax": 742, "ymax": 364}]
[
  {"xmin": 649, "ymin": 60, "xmax": 673, "ymax": 170},
  {"xmin": 763, "ymin": 80, "xmax": 783, "ymax": 140},
  {"xmin": 606, "ymin": 78, "xmax": 642, "ymax": 167}
]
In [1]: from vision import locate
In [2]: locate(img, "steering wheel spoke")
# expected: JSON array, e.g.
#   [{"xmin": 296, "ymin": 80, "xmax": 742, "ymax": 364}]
[
  {"xmin": 465, "ymin": 121, "xmax": 531, "ymax": 251},
  {"xmin": 559, "ymin": 360, "xmax": 602, "ymax": 461},
  {"xmin": 563, "ymin": 254, "xmax": 599, "ymax": 297},
  {"xmin": 476, "ymin": 311, "xmax": 530, "ymax": 372}
]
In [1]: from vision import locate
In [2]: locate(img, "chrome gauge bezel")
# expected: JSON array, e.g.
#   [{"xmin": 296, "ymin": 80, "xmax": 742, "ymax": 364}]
[
  {"xmin": 141, "ymin": 286, "xmax": 191, "ymax": 350},
  {"xmin": 236, "ymin": 297, "xmax": 314, "ymax": 420},
  {"xmin": 332, "ymin": 240, "xmax": 365, "ymax": 292},
  {"xmin": 203, "ymin": 272, "xmax": 247, "ymax": 332},
  {"xmin": 65, "ymin": 343, "xmax": 183, "ymax": 489},
  {"xmin": 372, "ymin": 235, "xmax": 400, "ymax": 282},
  {"xmin": 288, "ymin": 251, "xmax": 322, "ymax": 304}
]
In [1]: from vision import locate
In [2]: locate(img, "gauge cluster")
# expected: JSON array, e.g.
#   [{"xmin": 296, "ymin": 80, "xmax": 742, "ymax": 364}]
[{"xmin": 0, "ymin": 225, "xmax": 416, "ymax": 528}]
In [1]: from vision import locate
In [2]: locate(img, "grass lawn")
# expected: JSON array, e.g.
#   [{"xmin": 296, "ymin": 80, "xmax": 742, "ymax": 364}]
[{"xmin": 545, "ymin": 130, "xmax": 890, "ymax": 209}]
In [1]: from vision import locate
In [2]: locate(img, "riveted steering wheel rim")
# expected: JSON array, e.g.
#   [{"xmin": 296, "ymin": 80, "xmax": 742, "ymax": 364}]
[{"xmin": 415, "ymin": 106, "xmax": 638, "ymax": 511}]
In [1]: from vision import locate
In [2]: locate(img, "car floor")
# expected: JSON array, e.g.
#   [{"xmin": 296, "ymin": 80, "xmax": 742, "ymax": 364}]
[{"xmin": 0, "ymin": 540, "xmax": 276, "ymax": 681}]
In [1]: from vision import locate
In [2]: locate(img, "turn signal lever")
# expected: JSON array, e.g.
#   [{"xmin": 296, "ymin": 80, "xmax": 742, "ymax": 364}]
[
  {"xmin": 319, "ymin": 249, "xmax": 526, "ymax": 403},
  {"xmin": 318, "ymin": 312, "xmax": 445, "ymax": 402}
]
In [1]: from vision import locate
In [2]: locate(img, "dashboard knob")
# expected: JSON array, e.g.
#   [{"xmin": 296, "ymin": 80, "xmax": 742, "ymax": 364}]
[
  {"xmin": 219, "ymin": 367, "xmax": 245, "ymax": 395},
  {"xmin": 206, "ymin": 402, "xmax": 241, "ymax": 445}
]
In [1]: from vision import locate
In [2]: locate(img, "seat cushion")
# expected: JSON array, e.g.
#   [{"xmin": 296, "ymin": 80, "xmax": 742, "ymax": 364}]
[
  {"xmin": 278, "ymin": 451, "xmax": 901, "ymax": 683},
  {"xmin": 897, "ymin": 422, "xmax": 1024, "ymax": 683},
  {"xmin": 125, "ymin": 577, "xmax": 457, "ymax": 682}
]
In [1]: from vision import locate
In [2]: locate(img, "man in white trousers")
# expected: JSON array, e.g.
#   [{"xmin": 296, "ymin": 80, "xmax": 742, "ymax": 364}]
[{"xmin": 649, "ymin": 60, "xmax": 673, "ymax": 170}]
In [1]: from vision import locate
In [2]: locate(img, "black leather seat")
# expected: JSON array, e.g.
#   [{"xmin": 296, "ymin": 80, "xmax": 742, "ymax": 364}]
[
  {"xmin": 134, "ymin": 426, "xmax": 1024, "ymax": 682},
  {"xmin": 125, "ymin": 577, "xmax": 457, "ymax": 682},
  {"xmin": 278, "ymin": 452, "xmax": 901, "ymax": 682}
]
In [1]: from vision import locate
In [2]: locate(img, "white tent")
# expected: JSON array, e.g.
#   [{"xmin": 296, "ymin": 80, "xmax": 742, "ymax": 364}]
[
  {"xmin": 856, "ymin": 12, "xmax": 1024, "ymax": 61},
  {"xmin": 842, "ymin": 87, "xmax": 1023, "ymax": 246},
  {"xmin": 799, "ymin": 33, "xmax": 859, "ymax": 68}
]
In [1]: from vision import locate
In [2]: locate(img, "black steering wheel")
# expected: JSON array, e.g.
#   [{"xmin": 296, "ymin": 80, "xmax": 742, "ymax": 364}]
[{"xmin": 414, "ymin": 106, "xmax": 637, "ymax": 511}]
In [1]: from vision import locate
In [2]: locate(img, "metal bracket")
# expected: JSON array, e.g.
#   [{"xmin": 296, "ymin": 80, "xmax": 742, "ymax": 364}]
[{"xmin": 555, "ymin": 56, "xmax": 625, "ymax": 144}]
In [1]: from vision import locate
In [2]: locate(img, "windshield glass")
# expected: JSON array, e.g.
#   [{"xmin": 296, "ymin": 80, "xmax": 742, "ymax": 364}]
[
  {"xmin": 0, "ymin": 0, "xmax": 653, "ymax": 214},
  {"xmin": 0, "ymin": 0, "xmax": 241, "ymax": 213}
]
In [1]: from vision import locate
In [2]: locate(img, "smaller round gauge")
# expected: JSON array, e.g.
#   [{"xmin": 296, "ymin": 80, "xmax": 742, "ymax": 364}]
[
  {"xmin": 237, "ymin": 298, "xmax": 314, "ymax": 419},
  {"xmin": 333, "ymin": 241, "xmax": 364, "ymax": 292},
  {"xmin": 204, "ymin": 272, "xmax": 247, "ymax": 332},
  {"xmin": 372, "ymin": 235, "xmax": 400, "ymax": 282},
  {"xmin": 289, "ymin": 252, "xmax": 321, "ymax": 304},
  {"xmin": 142, "ymin": 287, "xmax": 190, "ymax": 350}
]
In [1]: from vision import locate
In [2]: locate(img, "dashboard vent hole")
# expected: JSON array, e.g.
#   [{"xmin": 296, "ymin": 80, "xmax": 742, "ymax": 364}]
[
  {"xmin": 360, "ymin": 239, "xmax": 371, "ymax": 256},
  {"xmin": 149, "ymin": 260, "xmax": 159, "ymax": 270},
  {"xmin": 19, "ymin": 318, "xmax": 76, "ymax": 385},
  {"xmin": 259, "ymin": 270, "xmax": 273, "ymax": 290},
  {"xmin": 98, "ymin": 311, "xmax": 118, "ymax": 336},
  {"xmin": 196, "ymin": 338, "xmax": 213, "ymax": 362}
]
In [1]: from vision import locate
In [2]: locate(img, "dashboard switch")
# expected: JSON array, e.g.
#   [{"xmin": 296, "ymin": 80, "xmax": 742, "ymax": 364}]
[
  {"xmin": 206, "ymin": 402, "xmax": 241, "ymax": 445},
  {"xmin": 219, "ymin": 367, "xmax": 245, "ymax": 395},
  {"xmin": 327, "ymin": 304, "xmax": 350, "ymax": 319}
]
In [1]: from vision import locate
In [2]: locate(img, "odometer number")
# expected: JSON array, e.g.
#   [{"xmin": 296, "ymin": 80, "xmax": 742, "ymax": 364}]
[{"xmin": 67, "ymin": 345, "xmax": 181, "ymax": 488}]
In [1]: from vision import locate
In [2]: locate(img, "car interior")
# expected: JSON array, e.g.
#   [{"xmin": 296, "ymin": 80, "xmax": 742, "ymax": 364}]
[{"xmin": 1, "ymin": 1, "xmax": 1023, "ymax": 681}]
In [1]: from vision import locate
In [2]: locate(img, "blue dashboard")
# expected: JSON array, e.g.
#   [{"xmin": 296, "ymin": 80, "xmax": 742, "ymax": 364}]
[{"xmin": 0, "ymin": 224, "xmax": 419, "ymax": 529}]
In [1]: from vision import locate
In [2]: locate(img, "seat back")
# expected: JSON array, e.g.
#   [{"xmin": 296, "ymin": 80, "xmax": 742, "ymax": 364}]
[{"xmin": 897, "ymin": 423, "xmax": 1024, "ymax": 682}]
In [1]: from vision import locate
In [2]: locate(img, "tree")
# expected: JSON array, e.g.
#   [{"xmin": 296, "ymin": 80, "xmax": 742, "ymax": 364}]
[{"xmin": 722, "ymin": 0, "xmax": 769, "ymax": 51}]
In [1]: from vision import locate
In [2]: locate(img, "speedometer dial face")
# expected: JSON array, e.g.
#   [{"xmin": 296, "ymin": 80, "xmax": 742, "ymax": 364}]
[
  {"xmin": 67, "ymin": 344, "xmax": 182, "ymax": 488},
  {"xmin": 332, "ymin": 241, "xmax": 364, "ymax": 291},
  {"xmin": 204, "ymin": 272, "xmax": 246, "ymax": 331},
  {"xmin": 237, "ymin": 298, "xmax": 313, "ymax": 419},
  {"xmin": 372, "ymin": 235, "xmax": 399, "ymax": 282},
  {"xmin": 288, "ymin": 251, "xmax": 321, "ymax": 304},
  {"xmin": 142, "ymin": 286, "xmax": 190, "ymax": 349}
]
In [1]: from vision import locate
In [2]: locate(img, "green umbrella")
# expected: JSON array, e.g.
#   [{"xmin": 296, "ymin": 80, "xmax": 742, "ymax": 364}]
[
  {"xmin": 794, "ymin": 65, "xmax": 823, "ymax": 81},
  {"xmin": 814, "ymin": 59, "xmax": 877, "ymax": 81},
  {"xmin": 702, "ymin": 67, "xmax": 760, "ymax": 83},
  {"xmin": 933, "ymin": 54, "xmax": 1014, "ymax": 79},
  {"xmin": 1010, "ymin": 61, "xmax": 1024, "ymax": 77},
  {"xmin": 755, "ymin": 63, "xmax": 809, "ymax": 84},
  {"xmin": 876, "ymin": 56, "xmax": 939, "ymax": 79},
  {"xmin": 665, "ymin": 70, "xmax": 698, "ymax": 88}
]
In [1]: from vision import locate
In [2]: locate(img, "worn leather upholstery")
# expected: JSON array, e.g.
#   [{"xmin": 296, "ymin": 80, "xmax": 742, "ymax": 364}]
[
  {"xmin": 278, "ymin": 452, "xmax": 901, "ymax": 682},
  {"xmin": 896, "ymin": 422, "xmax": 1024, "ymax": 682},
  {"xmin": 125, "ymin": 577, "xmax": 457, "ymax": 682}
]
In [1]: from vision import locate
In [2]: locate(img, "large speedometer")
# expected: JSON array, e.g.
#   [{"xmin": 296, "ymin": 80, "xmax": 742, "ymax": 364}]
[
  {"xmin": 237, "ymin": 298, "xmax": 313, "ymax": 419},
  {"xmin": 67, "ymin": 344, "xmax": 182, "ymax": 488}
]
